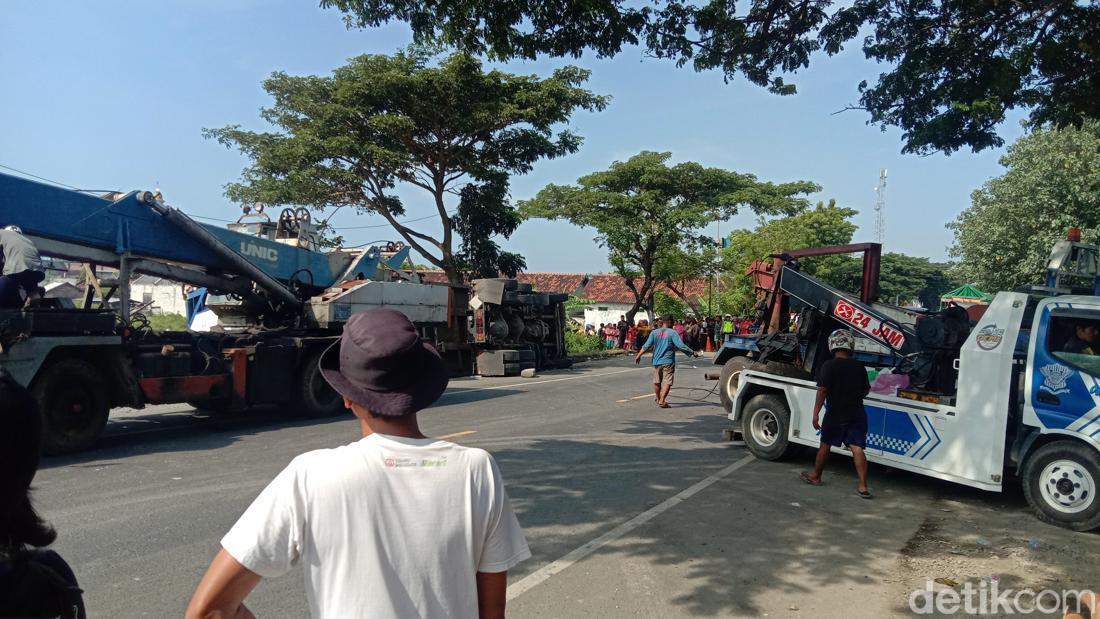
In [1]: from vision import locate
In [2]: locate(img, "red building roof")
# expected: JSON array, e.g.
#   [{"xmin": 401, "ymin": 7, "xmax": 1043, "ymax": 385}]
[{"xmin": 412, "ymin": 271, "xmax": 708, "ymax": 305}]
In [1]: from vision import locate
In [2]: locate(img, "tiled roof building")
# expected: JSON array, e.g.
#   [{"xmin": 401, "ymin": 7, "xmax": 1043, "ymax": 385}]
[{"xmin": 412, "ymin": 271, "xmax": 708, "ymax": 304}]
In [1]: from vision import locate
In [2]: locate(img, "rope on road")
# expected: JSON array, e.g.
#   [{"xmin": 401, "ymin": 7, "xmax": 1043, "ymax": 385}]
[{"xmin": 668, "ymin": 381, "xmax": 720, "ymax": 403}]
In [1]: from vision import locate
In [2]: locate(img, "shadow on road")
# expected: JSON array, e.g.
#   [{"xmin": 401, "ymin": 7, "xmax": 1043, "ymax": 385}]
[
  {"xmin": 42, "ymin": 387, "xmax": 528, "ymax": 469},
  {"xmin": 495, "ymin": 412, "xmax": 1099, "ymax": 616}
]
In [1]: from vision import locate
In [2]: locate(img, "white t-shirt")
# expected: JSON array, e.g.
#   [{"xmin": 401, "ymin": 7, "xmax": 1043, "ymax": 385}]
[{"xmin": 221, "ymin": 433, "xmax": 531, "ymax": 618}]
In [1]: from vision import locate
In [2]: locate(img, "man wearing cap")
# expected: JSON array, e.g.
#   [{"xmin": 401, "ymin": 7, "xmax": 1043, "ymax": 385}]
[
  {"xmin": 800, "ymin": 328, "xmax": 873, "ymax": 498},
  {"xmin": 188, "ymin": 309, "xmax": 530, "ymax": 619},
  {"xmin": 635, "ymin": 315, "xmax": 699, "ymax": 408}
]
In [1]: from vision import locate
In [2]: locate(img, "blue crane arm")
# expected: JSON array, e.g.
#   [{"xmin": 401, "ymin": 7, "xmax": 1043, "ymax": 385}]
[{"xmin": 0, "ymin": 171, "xmax": 365, "ymax": 293}]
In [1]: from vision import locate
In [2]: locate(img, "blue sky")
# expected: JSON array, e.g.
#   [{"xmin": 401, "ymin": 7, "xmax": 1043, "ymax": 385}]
[{"xmin": 0, "ymin": 0, "xmax": 1023, "ymax": 272}]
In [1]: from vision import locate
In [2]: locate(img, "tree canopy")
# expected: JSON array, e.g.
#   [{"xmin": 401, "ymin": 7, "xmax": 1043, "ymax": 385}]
[
  {"xmin": 721, "ymin": 200, "xmax": 858, "ymax": 312},
  {"xmin": 519, "ymin": 151, "xmax": 818, "ymax": 321},
  {"xmin": 323, "ymin": 0, "xmax": 1100, "ymax": 155},
  {"xmin": 948, "ymin": 120, "xmax": 1100, "ymax": 292},
  {"xmin": 719, "ymin": 201, "xmax": 958, "ymax": 311},
  {"xmin": 829, "ymin": 252, "xmax": 959, "ymax": 308},
  {"xmin": 206, "ymin": 50, "xmax": 607, "ymax": 284}
]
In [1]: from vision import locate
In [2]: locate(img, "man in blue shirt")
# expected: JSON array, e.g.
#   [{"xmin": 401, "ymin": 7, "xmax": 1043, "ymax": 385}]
[{"xmin": 635, "ymin": 315, "xmax": 698, "ymax": 408}]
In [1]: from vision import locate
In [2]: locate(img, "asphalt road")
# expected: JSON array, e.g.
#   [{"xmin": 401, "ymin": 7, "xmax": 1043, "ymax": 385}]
[{"xmin": 33, "ymin": 358, "xmax": 1100, "ymax": 618}]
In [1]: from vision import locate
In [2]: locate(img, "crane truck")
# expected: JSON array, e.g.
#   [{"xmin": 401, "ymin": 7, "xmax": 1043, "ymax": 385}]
[
  {"xmin": 0, "ymin": 171, "xmax": 570, "ymax": 454},
  {"xmin": 715, "ymin": 235, "xmax": 1100, "ymax": 531}
]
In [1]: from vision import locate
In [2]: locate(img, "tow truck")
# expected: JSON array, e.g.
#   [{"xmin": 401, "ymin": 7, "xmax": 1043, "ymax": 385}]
[
  {"xmin": 0, "ymin": 171, "xmax": 569, "ymax": 453},
  {"xmin": 716, "ymin": 234, "xmax": 1100, "ymax": 531}
]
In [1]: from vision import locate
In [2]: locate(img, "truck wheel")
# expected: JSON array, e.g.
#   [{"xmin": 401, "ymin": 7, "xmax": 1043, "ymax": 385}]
[
  {"xmin": 296, "ymin": 351, "xmax": 345, "ymax": 418},
  {"xmin": 718, "ymin": 357, "xmax": 752, "ymax": 413},
  {"xmin": 750, "ymin": 361, "xmax": 810, "ymax": 381},
  {"xmin": 741, "ymin": 394, "xmax": 795, "ymax": 461},
  {"xmin": 1022, "ymin": 441, "xmax": 1100, "ymax": 531},
  {"xmin": 32, "ymin": 359, "xmax": 110, "ymax": 455}
]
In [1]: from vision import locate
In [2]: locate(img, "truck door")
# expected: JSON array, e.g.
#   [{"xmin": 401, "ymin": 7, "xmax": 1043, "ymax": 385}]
[{"xmin": 1025, "ymin": 299, "xmax": 1100, "ymax": 436}]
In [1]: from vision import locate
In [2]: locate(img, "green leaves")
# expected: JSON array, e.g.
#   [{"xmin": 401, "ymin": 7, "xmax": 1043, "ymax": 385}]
[
  {"xmin": 325, "ymin": 0, "xmax": 1100, "ymax": 154},
  {"xmin": 208, "ymin": 49, "xmax": 605, "ymax": 282},
  {"xmin": 720, "ymin": 199, "xmax": 858, "ymax": 312},
  {"xmin": 520, "ymin": 150, "xmax": 817, "ymax": 319},
  {"xmin": 949, "ymin": 121, "xmax": 1100, "ymax": 291}
]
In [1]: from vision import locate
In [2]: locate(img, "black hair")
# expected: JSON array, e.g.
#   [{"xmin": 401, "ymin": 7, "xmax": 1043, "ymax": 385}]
[{"xmin": 0, "ymin": 371, "xmax": 57, "ymax": 552}]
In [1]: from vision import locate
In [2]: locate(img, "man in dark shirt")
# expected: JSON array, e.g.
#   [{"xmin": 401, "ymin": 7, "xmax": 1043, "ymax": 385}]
[
  {"xmin": 800, "ymin": 329, "xmax": 873, "ymax": 498},
  {"xmin": 1064, "ymin": 322, "xmax": 1099, "ymax": 355}
]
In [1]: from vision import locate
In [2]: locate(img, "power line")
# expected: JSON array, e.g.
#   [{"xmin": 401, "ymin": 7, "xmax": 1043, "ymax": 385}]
[{"xmin": 0, "ymin": 163, "xmax": 82, "ymax": 190}]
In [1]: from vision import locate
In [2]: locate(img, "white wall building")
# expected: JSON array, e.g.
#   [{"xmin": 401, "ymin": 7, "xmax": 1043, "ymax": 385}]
[{"xmin": 131, "ymin": 276, "xmax": 188, "ymax": 315}]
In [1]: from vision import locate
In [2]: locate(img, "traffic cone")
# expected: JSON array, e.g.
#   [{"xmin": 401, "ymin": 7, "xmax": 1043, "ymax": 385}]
[{"xmin": 705, "ymin": 336, "xmax": 714, "ymax": 353}]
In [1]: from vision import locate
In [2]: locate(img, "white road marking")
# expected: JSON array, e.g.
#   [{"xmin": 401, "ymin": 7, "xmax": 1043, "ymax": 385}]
[
  {"xmin": 439, "ymin": 368, "xmax": 644, "ymax": 399},
  {"xmin": 506, "ymin": 453, "xmax": 756, "ymax": 601},
  {"xmin": 616, "ymin": 392, "xmax": 656, "ymax": 403},
  {"xmin": 437, "ymin": 430, "xmax": 477, "ymax": 440}
]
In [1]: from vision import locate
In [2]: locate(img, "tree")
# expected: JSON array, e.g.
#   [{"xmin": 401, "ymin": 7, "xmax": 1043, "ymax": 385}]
[
  {"xmin": 948, "ymin": 121, "xmax": 1100, "ymax": 291},
  {"xmin": 652, "ymin": 291, "xmax": 689, "ymax": 320},
  {"xmin": 519, "ymin": 151, "xmax": 818, "ymax": 322},
  {"xmin": 324, "ymin": 0, "xmax": 1100, "ymax": 155},
  {"xmin": 721, "ymin": 200, "xmax": 858, "ymax": 312},
  {"xmin": 658, "ymin": 245, "xmax": 719, "ymax": 317},
  {"xmin": 206, "ymin": 50, "xmax": 607, "ymax": 284},
  {"xmin": 830, "ymin": 253, "xmax": 960, "ymax": 308}
]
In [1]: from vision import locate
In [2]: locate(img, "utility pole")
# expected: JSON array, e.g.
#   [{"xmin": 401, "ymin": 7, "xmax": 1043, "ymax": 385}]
[
  {"xmin": 715, "ymin": 219, "xmax": 721, "ymax": 315},
  {"xmin": 874, "ymin": 168, "xmax": 888, "ymax": 246}
]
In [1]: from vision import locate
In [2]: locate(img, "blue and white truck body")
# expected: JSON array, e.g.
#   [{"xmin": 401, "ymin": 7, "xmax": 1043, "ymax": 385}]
[{"xmin": 730, "ymin": 291, "xmax": 1100, "ymax": 530}]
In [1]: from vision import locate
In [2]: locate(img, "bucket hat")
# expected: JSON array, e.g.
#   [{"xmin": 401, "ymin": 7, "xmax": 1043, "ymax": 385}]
[{"xmin": 319, "ymin": 309, "xmax": 449, "ymax": 416}]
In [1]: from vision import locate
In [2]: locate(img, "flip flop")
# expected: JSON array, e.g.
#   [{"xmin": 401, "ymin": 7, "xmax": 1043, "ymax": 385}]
[
  {"xmin": 799, "ymin": 472, "xmax": 822, "ymax": 486},
  {"xmin": 856, "ymin": 489, "xmax": 872, "ymax": 499},
  {"xmin": 658, "ymin": 402, "xmax": 671, "ymax": 408}
]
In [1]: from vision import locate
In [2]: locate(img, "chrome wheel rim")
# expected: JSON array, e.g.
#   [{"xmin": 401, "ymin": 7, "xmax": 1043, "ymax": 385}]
[
  {"xmin": 750, "ymin": 409, "xmax": 779, "ymax": 447},
  {"xmin": 1040, "ymin": 459, "xmax": 1095, "ymax": 514}
]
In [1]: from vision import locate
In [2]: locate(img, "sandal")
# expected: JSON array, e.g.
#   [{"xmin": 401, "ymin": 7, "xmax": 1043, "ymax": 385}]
[
  {"xmin": 658, "ymin": 402, "xmax": 671, "ymax": 408},
  {"xmin": 799, "ymin": 472, "xmax": 822, "ymax": 486},
  {"xmin": 856, "ymin": 488, "xmax": 872, "ymax": 499}
]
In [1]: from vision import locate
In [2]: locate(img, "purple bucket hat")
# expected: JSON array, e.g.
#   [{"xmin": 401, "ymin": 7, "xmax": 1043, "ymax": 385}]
[{"xmin": 319, "ymin": 309, "xmax": 449, "ymax": 417}]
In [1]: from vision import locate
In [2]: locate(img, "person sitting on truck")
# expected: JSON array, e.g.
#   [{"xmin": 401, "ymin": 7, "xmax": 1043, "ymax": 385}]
[
  {"xmin": 800, "ymin": 329, "xmax": 873, "ymax": 498},
  {"xmin": 0, "ymin": 370, "xmax": 86, "ymax": 619},
  {"xmin": 1063, "ymin": 322, "xmax": 1100, "ymax": 355},
  {"xmin": 187, "ymin": 309, "xmax": 530, "ymax": 619},
  {"xmin": 0, "ymin": 226, "xmax": 45, "ymax": 310},
  {"xmin": 635, "ymin": 315, "xmax": 699, "ymax": 408}
]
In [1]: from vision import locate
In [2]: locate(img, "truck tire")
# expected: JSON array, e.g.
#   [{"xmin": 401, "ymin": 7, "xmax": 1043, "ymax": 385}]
[
  {"xmin": 718, "ymin": 357, "xmax": 752, "ymax": 413},
  {"xmin": 1021, "ymin": 440, "xmax": 1100, "ymax": 531},
  {"xmin": 740, "ymin": 394, "xmax": 796, "ymax": 461},
  {"xmin": 750, "ymin": 361, "xmax": 810, "ymax": 381},
  {"xmin": 296, "ymin": 351, "xmax": 345, "ymax": 418},
  {"xmin": 32, "ymin": 359, "xmax": 110, "ymax": 455}
]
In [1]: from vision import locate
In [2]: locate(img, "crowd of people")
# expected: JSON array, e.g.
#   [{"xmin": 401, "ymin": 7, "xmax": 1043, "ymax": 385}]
[{"xmin": 585, "ymin": 313, "xmax": 764, "ymax": 352}]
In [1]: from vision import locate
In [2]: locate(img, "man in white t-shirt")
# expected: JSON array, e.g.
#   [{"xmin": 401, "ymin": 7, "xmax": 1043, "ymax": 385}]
[{"xmin": 186, "ymin": 309, "xmax": 530, "ymax": 618}]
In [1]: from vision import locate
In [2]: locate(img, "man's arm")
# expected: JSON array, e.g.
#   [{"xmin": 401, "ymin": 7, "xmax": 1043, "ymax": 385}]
[
  {"xmin": 635, "ymin": 333, "xmax": 655, "ymax": 363},
  {"xmin": 186, "ymin": 549, "xmax": 262, "ymax": 619},
  {"xmin": 671, "ymin": 331, "xmax": 696, "ymax": 356},
  {"xmin": 811, "ymin": 386, "xmax": 827, "ymax": 431},
  {"xmin": 476, "ymin": 571, "xmax": 508, "ymax": 619}
]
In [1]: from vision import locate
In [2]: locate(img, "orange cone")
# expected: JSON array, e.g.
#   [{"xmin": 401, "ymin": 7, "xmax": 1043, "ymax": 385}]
[{"xmin": 705, "ymin": 336, "xmax": 714, "ymax": 353}]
